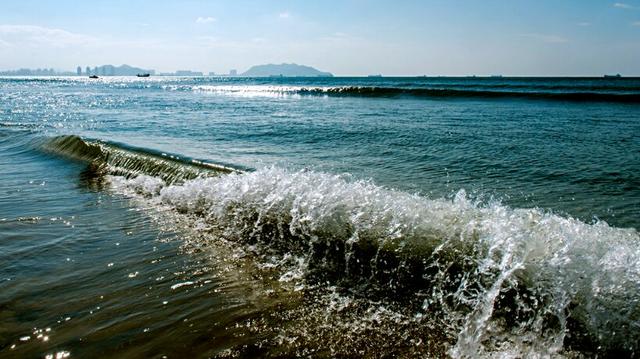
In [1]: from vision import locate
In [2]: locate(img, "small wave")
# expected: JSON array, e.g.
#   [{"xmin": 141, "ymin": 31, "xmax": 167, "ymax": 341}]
[
  {"xmin": 37, "ymin": 135, "xmax": 237, "ymax": 184},
  {"xmin": 0, "ymin": 122, "xmax": 45, "ymax": 129}
]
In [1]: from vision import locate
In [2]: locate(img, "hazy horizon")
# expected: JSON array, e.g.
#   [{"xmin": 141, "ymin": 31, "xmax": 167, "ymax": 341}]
[{"xmin": 1, "ymin": 0, "xmax": 640, "ymax": 76}]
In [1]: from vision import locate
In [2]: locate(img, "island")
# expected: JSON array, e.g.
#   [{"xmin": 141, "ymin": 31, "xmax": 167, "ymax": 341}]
[{"xmin": 241, "ymin": 63, "xmax": 333, "ymax": 77}]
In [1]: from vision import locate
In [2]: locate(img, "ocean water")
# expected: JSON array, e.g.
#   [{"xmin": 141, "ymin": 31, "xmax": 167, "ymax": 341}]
[{"xmin": 0, "ymin": 76, "xmax": 639, "ymax": 358}]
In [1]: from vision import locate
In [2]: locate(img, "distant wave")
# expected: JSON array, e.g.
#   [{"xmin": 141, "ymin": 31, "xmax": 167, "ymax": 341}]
[
  {"xmin": 2, "ymin": 78, "xmax": 638, "ymax": 103},
  {"xmin": 185, "ymin": 85, "xmax": 640, "ymax": 103},
  {"xmin": 0, "ymin": 122, "xmax": 43, "ymax": 129},
  {"xmin": 37, "ymin": 134, "xmax": 640, "ymax": 357},
  {"xmin": 312, "ymin": 86, "xmax": 640, "ymax": 102}
]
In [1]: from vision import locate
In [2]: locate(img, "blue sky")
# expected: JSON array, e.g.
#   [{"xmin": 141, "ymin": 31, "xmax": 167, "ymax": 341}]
[{"xmin": 0, "ymin": 0, "xmax": 639, "ymax": 76}]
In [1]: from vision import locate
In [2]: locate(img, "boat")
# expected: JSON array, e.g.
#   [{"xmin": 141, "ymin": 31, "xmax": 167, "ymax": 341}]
[
  {"xmin": 604, "ymin": 74, "xmax": 622, "ymax": 79},
  {"xmin": 89, "ymin": 75, "xmax": 99, "ymax": 79},
  {"xmin": 368, "ymin": 74, "xmax": 383, "ymax": 78},
  {"xmin": 136, "ymin": 73, "xmax": 150, "ymax": 77}
]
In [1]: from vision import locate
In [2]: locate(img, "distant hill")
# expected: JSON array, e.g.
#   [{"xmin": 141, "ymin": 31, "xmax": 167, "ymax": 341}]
[{"xmin": 241, "ymin": 63, "xmax": 333, "ymax": 77}]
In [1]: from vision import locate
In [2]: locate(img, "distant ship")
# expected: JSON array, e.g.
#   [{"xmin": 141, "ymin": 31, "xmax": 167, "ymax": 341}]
[
  {"xmin": 368, "ymin": 74, "xmax": 383, "ymax": 78},
  {"xmin": 604, "ymin": 74, "xmax": 622, "ymax": 79},
  {"xmin": 89, "ymin": 75, "xmax": 99, "ymax": 79},
  {"xmin": 137, "ymin": 73, "xmax": 151, "ymax": 77}
]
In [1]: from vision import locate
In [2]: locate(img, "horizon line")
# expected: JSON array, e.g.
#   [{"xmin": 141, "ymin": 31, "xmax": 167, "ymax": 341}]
[{"xmin": 0, "ymin": 73, "xmax": 638, "ymax": 78}]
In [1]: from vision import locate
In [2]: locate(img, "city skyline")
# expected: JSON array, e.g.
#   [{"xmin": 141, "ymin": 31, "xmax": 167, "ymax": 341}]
[
  {"xmin": 0, "ymin": 64, "xmax": 258, "ymax": 77},
  {"xmin": 1, "ymin": 1, "xmax": 639, "ymax": 76}
]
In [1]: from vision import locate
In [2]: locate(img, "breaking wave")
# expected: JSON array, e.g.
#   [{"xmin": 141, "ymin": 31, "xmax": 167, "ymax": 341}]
[
  {"xmin": 39, "ymin": 135, "xmax": 640, "ymax": 357},
  {"xmin": 116, "ymin": 168, "xmax": 640, "ymax": 357}
]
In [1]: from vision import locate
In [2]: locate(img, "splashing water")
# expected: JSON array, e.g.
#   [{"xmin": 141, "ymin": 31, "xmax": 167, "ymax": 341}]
[{"xmin": 109, "ymin": 166, "xmax": 640, "ymax": 357}]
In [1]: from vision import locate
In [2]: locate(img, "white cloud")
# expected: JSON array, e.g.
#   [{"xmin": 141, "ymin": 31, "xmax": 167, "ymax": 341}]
[
  {"xmin": 614, "ymin": 2, "xmax": 633, "ymax": 9},
  {"xmin": 195, "ymin": 17, "xmax": 216, "ymax": 24},
  {"xmin": 577, "ymin": 22, "xmax": 591, "ymax": 26},
  {"xmin": 279, "ymin": 12, "xmax": 291, "ymax": 19},
  {"xmin": 633, "ymin": 21, "xmax": 640, "ymax": 26},
  {"xmin": 0, "ymin": 24, "xmax": 95, "ymax": 48},
  {"xmin": 520, "ymin": 33, "xmax": 568, "ymax": 43}
]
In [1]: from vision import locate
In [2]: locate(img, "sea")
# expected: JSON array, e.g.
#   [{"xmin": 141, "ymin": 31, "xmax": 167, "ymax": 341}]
[{"xmin": 1, "ymin": 76, "xmax": 639, "ymax": 358}]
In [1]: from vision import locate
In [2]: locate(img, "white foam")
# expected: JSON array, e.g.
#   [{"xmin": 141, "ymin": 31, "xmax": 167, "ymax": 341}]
[{"xmin": 110, "ymin": 175, "xmax": 165, "ymax": 197}]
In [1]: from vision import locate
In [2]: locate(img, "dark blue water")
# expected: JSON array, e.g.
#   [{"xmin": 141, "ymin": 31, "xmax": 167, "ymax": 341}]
[{"xmin": 1, "ymin": 76, "xmax": 639, "ymax": 358}]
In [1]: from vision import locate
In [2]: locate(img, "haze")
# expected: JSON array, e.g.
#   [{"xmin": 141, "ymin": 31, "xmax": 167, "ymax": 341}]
[{"xmin": 1, "ymin": 0, "xmax": 639, "ymax": 76}]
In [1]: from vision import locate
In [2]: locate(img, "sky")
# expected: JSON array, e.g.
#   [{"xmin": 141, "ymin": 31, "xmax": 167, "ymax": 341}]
[{"xmin": 0, "ymin": 0, "xmax": 639, "ymax": 76}]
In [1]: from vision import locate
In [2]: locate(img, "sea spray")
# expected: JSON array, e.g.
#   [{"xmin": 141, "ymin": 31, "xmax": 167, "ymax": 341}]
[{"xmin": 110, "ymin": 167, "xmax": 640, "ymax": 357}]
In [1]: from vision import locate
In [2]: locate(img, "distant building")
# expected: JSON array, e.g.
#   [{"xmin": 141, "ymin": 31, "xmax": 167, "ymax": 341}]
[
  {"xmin": 0, "ymin": 64, "xmax": 154, "ymax": 77},
  {"xmin": 175, "ymin": 70, "xmax": 203, "ymax": 76},
  {"xmin": 229, "ymin": 69, "xmax": 237, "ymax": 76},
  {"xmin": 208, "ymin": 71, "xmax": 216, "ymax": 76},
  {"xmin": 0, "ymin": 68, "xmax": 76, "ymax": 76}
]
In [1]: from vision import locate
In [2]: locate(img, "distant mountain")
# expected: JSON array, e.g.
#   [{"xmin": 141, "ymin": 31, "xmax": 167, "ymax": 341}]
[{"xmin": 241, "ymin": 63, "xmax": 333, "ymax": 77}]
